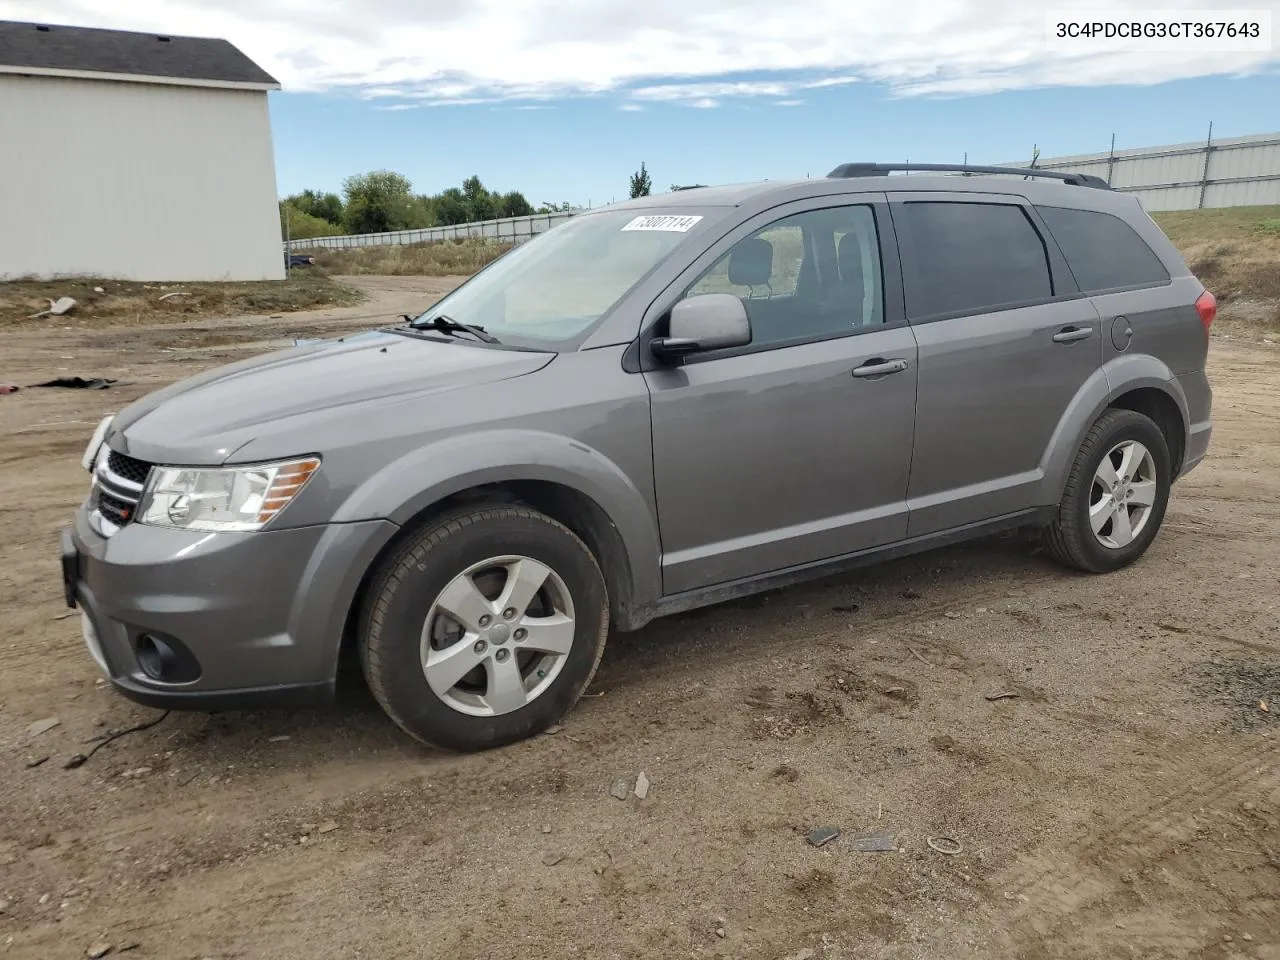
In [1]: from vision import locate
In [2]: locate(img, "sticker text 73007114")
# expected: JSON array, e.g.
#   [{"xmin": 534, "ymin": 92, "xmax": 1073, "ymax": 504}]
[{"xmin": 620, "ymin": 215, "xmax": 703, "ymax": 232}]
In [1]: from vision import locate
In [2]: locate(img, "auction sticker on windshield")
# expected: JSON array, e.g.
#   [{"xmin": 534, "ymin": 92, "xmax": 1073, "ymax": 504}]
[{"xmin": 621, "ymin": 215, "xmax": 703, "ymax": 232}]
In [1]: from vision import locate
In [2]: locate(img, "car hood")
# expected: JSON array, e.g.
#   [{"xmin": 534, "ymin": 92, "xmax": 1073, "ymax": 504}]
[{"xmin": 107, "ymin": 329, "xmax": 555, "ymax": 465}]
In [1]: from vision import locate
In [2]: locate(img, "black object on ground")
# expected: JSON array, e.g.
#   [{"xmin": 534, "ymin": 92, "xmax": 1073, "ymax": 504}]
[{"xmin": 33, "ymin": 377, "xmax": 117, "ymax": 390}]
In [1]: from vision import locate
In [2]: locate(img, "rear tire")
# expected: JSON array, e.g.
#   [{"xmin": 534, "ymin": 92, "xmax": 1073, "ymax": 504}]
[
  {"xmin": 359, "ymin": 505, "xmax": 609, "ymax": 752},
  {"xmin": 1044, "ymin": 408, "xmax": 1171, "ymax": 573}
]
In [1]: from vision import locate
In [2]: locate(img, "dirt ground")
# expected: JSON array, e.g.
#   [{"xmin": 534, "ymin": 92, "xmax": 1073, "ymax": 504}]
[{"xmin": 1, "ymin": 276, "xmax": 1278, "ymax": 960}]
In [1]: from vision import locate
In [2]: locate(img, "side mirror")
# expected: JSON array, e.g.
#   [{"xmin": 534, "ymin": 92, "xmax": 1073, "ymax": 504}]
[{"xmin": 650, "ymin": 293, "xmax": 751, "ymax": 360}]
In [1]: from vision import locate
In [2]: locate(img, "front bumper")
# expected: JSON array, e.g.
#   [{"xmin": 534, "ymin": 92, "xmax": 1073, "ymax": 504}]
[{"xmin": 62, "ymin": 510, "xmax": 397, "ymax": 711}]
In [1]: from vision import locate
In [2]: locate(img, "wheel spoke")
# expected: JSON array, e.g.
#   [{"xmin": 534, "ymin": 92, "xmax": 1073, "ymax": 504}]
[
  {"xmin": 1128, "ymin": 478, "xmax": 1157, "ymax": 507},
  {"xmin": 1095, "ymin": 456, "xmax": 1120, "ymax": 493},
  {"xmin": 497, "ymin": 558, "xmax": 551, "ymax": 618},
  {"xmin": 435, "ymin": 574, "xmax": 495, "ymax": 632},
  {"xmin": 483, "ymin": 654, "xmax": 528, "ymax": 714},
  {"xmin": 519, "ymin": 612, "xmax": 576, "ymax": 655},
  {"xmin": 1089, "ymin": 494, "xmax": 1115, "ymax": 534},
  {"xmin": 423, "ymin": 640, "xmax": 486, "ymax": 696},
  {"xmin": 1115, "ymin": 442, "xmax": 1142, "ymax": 484},
  {"xmin": 1111, "ymin": 503, "xmax": 1134, "ymax": 545}
]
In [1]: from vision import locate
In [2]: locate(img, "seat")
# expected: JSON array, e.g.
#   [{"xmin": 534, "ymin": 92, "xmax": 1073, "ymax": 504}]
[
  {"xmin": 728, "ymin": 238, "xmax": 774, "ymax": 294},
  {"xmin": 836, "ymin": 233, "xmax": 869, "ymax": 325}
]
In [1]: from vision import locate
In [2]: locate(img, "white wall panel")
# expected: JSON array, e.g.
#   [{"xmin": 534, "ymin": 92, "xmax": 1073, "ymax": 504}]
[{"xmin": 0, "ymin": 74, "xmax": 284, "ymax": 281}]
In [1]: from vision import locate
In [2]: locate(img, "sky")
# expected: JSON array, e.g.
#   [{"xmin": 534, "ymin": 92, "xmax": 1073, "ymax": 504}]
[{"xmin": 4, "ymin": 0, "xmax": 1279, "ymax": 207}]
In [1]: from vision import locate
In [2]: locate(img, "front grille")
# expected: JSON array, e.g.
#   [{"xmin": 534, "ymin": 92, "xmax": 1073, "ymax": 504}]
[
  {"xmin": 97, "ymin": 490, "xmax": 136, "ymax": 526},
  {"xmin": 107, "ymin": 450, "xmax": 151, "ymax": 485},
  {"xmin": 92, "ymin": 446, "xmax": 152, "ymax": 535}
]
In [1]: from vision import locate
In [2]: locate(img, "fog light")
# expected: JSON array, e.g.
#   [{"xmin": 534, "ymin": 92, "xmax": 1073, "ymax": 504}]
[{"xmin": 134, "ymin": 631, "xmax": 201, "ymax": 683}]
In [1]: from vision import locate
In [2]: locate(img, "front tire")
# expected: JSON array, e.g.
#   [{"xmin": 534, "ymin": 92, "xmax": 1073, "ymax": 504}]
[
  {"xmin": 359, "ymin": 505, "xmax": 609, "ymax": 751},
  {"xmin": 1044, "ymin": 408, "xmax": 1172, "ymax": 573}
]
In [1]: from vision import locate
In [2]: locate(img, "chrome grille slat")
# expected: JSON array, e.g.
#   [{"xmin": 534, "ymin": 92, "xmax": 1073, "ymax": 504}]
[{"xmin": 91, "ymin": 445, "xmax": 151, "ymax": 536}]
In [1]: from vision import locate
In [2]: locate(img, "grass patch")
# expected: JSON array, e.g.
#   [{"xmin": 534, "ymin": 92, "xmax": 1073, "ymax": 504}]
[
  {"xmin": 306, "ymin": 238, "xmax": 512, "ymax": 276},
  {"xmin": 0, "ymin": 269, "xmax": 363, "ymax": 329}
]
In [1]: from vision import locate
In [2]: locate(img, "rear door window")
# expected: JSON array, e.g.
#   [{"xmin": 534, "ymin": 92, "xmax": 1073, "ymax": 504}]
[
  {"xmin": 897, "ymin": 201, "xmax": 1053, "ymax": 320},
  {"xmin": 1035, "ymin": 205, "xmax": 1171, "ymax": 293}
]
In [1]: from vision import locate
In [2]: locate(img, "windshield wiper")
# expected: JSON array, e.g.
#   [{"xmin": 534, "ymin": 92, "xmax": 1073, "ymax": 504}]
[{"xmin": 404, "ymin": 313, "xmax": 499, "ymax": 344}]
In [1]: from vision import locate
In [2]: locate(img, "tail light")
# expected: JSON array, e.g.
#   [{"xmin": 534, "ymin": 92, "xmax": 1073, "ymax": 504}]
[{"xmin": 1194, "ymin": 289, "xmax": 1216, "ymax": 332}]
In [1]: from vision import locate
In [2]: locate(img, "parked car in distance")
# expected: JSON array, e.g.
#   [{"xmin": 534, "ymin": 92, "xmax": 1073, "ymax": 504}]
[
  {"xmin": 62, "ymin": 163, "xmax": 1214, "ymax": 752},
  {"xmin": 287, "ymin": 253, "xmax": 316, "ymax": 268}
]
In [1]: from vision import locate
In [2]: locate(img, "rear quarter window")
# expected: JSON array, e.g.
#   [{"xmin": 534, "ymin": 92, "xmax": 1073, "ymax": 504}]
[{"xmin": 1035, "ymin": 205, "xmax": 1170, "ymax": 294}]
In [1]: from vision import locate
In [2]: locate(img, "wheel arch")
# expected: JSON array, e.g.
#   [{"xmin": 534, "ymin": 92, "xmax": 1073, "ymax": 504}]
[
  {"xmin": 1038, "ymin": 356, "xmax": 1190, "ymax": 507},
  {"xmin": 329, "ymin": 431, "xmax": 663, "ymax": 679}
]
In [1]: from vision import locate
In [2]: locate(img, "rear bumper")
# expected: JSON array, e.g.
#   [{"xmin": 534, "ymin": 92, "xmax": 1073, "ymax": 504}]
[
  {"xmin": 61, "ymin": 511, "xmax": 397, "ymax": 712},
  {"xmin": 1176, "ymin": 370, "xmax": 1213, "ymax": 478}
]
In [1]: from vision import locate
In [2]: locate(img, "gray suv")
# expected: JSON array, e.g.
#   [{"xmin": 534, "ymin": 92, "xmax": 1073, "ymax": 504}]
[{"xmin": 60, "ymin": 163, "xmax": 1214, "ymax": 752}]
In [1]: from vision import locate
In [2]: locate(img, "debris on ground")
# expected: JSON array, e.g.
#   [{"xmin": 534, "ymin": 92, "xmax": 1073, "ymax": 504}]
[
  {"xmin": 609, "ymin": 778, "xmax": 631, "ymax": 800},
  {"xmin": 317, "ymin": 821, "xmax": 340, "ymax": 835},
  {"xmin": 1262, "ymin": 700, "xmax": 1270, "ymax": 713},
  {"xmin": 32, "ymin": 377, "xmax": 117, "ymax": 390},
  {"xmin": 905, "ymin": 645, "xmax": 932, "ymax": 667},
  {"xmin": 635, "ymin": 771, "xmax": 651, "ymax": 800},
  {"xmin": 0, "ymin": 384, "xmax": 18, "ymax": 394},
  {"xmin": 543, "ymin": 724, "xmax": 563, "ymax": 735},
  {"xmin": 715, "ymin": 927, "xmax": 726, "ymax": 938},
  {"xmin": 850, "ymin": 828, "xmax": 897, "ymax": 852},
  {"xmin": 268, "ymin": 735, "xmax": 291, "ymax": 742},
  {"xmin": 26, "ymin": 716, "xmax": 61, "ymax": 737},
  {"xmin": 28, "ymin": 296, "xmax": 78, "ymax": 319},
  {"xmin": 119, "ymin": 767, "xmax": 151, "ymax": 779},
  {"xmin": 26, "ymin": 756, "xmax": 49, "ymax": 769},
  {"xmin": 985, "ymin": 691, "xmax": 1020, "ymax": 702},
  {"xmin": 806, "ymin": 827, "xmax": 840, "ymax": 848},
  {"xmin": 86, "ymin": 942, "xmax": 112, "ymax": 959},
  {"xmin": 541, "ymin": 852, "xmax": 565, "ymax": 866},
  {"xmin": 63, "ymin": 711, "xmax": 169, "ymax": 769},
  {"xmin": 157, "ymin": 292, "xmax": 191, "ymax": 301},
  {"xmin": 927, "ymin": 836, "xmax": 963, "ymax": 856},
  {"xmin": 541, "ymin": 825, "xmax": 552, "ymax": 834}
]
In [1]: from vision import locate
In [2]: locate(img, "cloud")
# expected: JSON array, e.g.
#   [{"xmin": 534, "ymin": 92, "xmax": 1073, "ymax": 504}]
[
  {"xmin": 619, "ymin": 103, "xmax": 645, "ymax": 111},
  {"xmin": 9, "ymin": 0, "xmax": 1278, "ymax": 106}
]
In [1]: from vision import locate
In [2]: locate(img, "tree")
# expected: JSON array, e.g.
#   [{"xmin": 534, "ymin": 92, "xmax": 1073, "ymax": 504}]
[
  {"xmin": 629, "ymin": 162, "xmax": 652, "ymax": 199},
  {"xmin": 497, "ymin": 190, "xmax": 535, "ymax": 218},
  {"xmin": 279, "ymin": 202, "xmax": 339, "ymax": 240},
  {"xmin": 433, "ymin": 188, "xmax": 471, "ymax": 226},
  {"xmin": 341, "ymin": 170, "xmax": 414, "ymax": 234},
  {"xmin": 287, "ymin": 189, "xmax": 344, "ymax": 226}
]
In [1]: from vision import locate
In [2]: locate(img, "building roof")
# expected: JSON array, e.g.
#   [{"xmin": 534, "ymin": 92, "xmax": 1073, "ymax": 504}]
[{"xmin": 0, "ymin": 20, "xmax": 280, "ymax": 90}]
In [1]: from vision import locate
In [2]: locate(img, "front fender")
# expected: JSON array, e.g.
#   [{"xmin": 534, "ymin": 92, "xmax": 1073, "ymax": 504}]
[
  {"xmin": 1035, "ymin": 354, "xmax": 1189, "ymax": 506},
  {"xmin": 330, "ymin": 429, "xmax": 663, "ymax": 613}
]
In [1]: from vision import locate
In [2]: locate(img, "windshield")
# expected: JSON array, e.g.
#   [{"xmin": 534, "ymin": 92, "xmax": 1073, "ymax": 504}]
[{"xmin": 410, "ymin": 209, "xmax": 709, "ymax": 344}]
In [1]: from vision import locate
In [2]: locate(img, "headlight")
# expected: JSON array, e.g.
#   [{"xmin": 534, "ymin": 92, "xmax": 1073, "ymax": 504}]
[{"xmin": 138, "ymin": 457, "xmax": 320, "ymax": 532}]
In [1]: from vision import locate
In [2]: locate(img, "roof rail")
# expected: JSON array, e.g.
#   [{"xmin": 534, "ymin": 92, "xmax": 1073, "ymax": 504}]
[{"xmin": 825, "ymin": 162, "xmax": 1112, "ymax": 190}]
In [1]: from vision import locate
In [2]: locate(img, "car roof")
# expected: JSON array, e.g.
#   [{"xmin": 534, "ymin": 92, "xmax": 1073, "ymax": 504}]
[{"xmin": 597, "ymin": 172, "xmax": 1140, "ymax": 218}]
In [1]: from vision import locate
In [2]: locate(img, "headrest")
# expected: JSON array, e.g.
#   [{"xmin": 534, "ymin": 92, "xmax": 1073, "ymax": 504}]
[
  {"xmin": 728, "ymin": 237, "xmax": 773, "ymax": 286},
  {"xmin": 837, "ymin": 232, "xmax": 863, "ymax": 280}
]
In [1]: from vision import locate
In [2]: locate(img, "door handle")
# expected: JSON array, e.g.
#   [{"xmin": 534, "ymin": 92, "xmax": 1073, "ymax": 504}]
[
  {"xmin": 1052, "ymin": 326, "xmax": 1093, "ymax": 344},
  {"xmin": 852, "ymin": 358, "xmax": 909, "ymax": 378}
]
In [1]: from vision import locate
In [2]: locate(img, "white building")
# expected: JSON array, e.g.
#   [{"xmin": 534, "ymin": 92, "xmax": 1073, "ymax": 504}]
[{"xmin": 0, "ymin": 20, "xmax": 285, "ymax": 282}]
